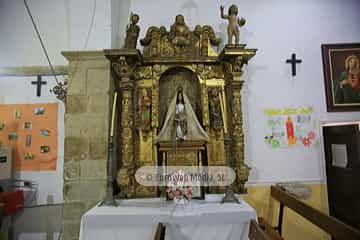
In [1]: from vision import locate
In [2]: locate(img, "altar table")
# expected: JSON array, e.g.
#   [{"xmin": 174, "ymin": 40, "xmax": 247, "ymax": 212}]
[{"xmin": 79, "ymin": 197, "xmax": 257, "ymax": 240}]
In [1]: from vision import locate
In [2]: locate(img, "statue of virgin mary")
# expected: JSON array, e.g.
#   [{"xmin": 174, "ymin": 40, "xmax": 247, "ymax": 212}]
[{"xmin": 156, "ymin": 88, "xmax": 209, "ymax": 142}]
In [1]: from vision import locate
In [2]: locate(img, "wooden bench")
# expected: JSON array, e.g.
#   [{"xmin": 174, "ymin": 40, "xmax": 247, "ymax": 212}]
[
  {"xmin": 258, "ymin": 217, "xmax": 283, "ymax": 240},
  {"xmin": 249, "ymin": 219, "xmax": 284, "ymax": 240},
  {"xmin": 271, "ymin": 185, "xmax": 360, "ymax": 240}
]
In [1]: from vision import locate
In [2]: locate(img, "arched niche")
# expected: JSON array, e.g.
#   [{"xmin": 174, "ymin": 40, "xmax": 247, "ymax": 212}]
[{"xmin": 158, "ymin": 67, "xmax": 203, "ymax": 129}]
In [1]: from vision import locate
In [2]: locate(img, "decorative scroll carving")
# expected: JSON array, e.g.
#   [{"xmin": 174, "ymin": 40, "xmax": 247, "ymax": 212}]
[
  {"xmin": 201, "ymin": 83, "xmax": 210, "ymax": 127},
  {"xmin": 134, "ymin": 66, "xmax": 152, "ymax": 80},
  {"xmin": 196, "ymin": 64, "xmax": 224, "ymax": 80},
  {"xmin": 140, "ymin": 15, "xmax": 220, "ymax": 58},
  {"xmin": 153, "ymin": 64, "xmax": 164, "ymax": 78},
  {"xmin": 50, "ymin": 79, "xmax": 67, "ymax": 103},
  {"xmin": 194, "ymin": 25, "xmax": 221, "ymax": 56},
  {"xmin": 230, "ymin": 56, "xmax": 247, "ymax": 73},
  {"xmin": 112, "ymin": 57, "xmax": 133, "ymax": 80},
  {"xmin": 151, "ymin": 78, "xmax": 159, "ymax": 128}
]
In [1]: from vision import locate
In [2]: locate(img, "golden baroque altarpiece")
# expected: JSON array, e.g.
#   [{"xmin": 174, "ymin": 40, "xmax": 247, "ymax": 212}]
[{"xmin": 103, "ymin": 14, "xmax": 257, "ymax": 198}]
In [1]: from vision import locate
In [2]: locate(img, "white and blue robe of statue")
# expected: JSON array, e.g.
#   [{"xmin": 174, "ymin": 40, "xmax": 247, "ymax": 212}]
[{"xmin": 155, "ymin": 92, "xmax": 209, "ymax": 143}]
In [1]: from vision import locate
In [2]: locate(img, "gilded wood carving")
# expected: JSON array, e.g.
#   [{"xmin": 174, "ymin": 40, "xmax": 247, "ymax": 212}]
[{"xmin": 104, "ymin": 14, "xmax": 257, "ymax": 197}]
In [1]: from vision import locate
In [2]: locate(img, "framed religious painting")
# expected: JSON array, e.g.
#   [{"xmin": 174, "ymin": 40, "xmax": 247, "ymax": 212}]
[{"xmin": 322, "ymin": 43, "xmax": 360, "ymax": 112}]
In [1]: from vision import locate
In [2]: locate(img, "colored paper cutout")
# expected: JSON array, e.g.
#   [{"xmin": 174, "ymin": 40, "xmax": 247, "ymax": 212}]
[{"xmin": 264, "ymin": 107, "xmax": 319, "ymax": 149}]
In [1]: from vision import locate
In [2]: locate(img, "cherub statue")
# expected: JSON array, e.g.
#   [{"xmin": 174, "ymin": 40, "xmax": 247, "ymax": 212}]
[
  {"xmin": 124, "ymin": 12, "xmax": 140, "ymax": 49},
  {"xmin": 220, "ymin": 4, "xmax": 246, "ymax": 45}
]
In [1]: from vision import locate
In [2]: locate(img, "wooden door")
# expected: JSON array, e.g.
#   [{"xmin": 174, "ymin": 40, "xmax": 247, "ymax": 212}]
[{"xmin": 323, "ymin": 123, "xmax": 360, "ymax": 230}]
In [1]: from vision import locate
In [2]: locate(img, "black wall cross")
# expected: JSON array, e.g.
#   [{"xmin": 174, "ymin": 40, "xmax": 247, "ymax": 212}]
[
  {"xmin": 286, "ymin": 53, "xmax": 302, "ymax": 76},
  {"xmin": 31, "ymin": 75, "xmax": 47, "ymax": 97}
]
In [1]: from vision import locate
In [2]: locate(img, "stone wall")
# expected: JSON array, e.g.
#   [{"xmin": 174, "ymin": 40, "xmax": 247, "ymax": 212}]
[{"xmin": 62, "ymin": 51, "xmax": 111, "ymax": 240}]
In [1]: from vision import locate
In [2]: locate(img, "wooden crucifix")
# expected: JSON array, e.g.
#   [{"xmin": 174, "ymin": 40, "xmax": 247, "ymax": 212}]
[
  {"xmin": 286, "ymin": 53, "xmax": 302, "ymax": 76},
  {"xmin": 31, "ymin": 75, "xmax": 47, "ymax": 97}
]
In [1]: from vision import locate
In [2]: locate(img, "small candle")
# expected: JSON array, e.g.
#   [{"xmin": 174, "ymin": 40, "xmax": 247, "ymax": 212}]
[
  {"xmin": 221, "ymin": 87, "xmax": 228, "ymax": 129},
  {"xmin": 219, "ymin": 91, "xmax": 228, "ymax": 134},
  {"xmin": 110, "ymin": 92, "xmax": 118, "ymax": 137}
]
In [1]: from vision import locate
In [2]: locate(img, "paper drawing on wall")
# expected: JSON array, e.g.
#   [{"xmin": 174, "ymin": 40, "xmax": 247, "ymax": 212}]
[
  {"xmin": 8, "ymin": 133, "xmax": 18, "ymax": 140},
  {"xmin": 40, "ymin": 145, "xmax": 50, "ymax": 153},
  {"xmin": 24, "ymin": 152, "xmax": 34, "ymax": 160},
  {"xmin": 0, "ymin": 122, "xmax": 4, "ymax": 130},
  {"xmin": 14, "ymin": 108, "xmax": 21, "ymax": 120},
  {"xmin": 0, "ymin": 103, "xmax": 58, "ymax": 171},
  {"xmin": 24, "ymin": 121, "xmax": 32, "ymax": 129},
  {"xmin": 34, "ymin": 107, "xmax": 45, "ymax": 115},
  {"xmin": 264, "ymin": 107, "xmax": 319, "ymax": 149},
  {"xmin": 40, "ymin": 129, "xmax": 50, "ymax": 136},
  {"xmin": 25, "ymin": 135, "xmax": 32, "ymax": 147}
]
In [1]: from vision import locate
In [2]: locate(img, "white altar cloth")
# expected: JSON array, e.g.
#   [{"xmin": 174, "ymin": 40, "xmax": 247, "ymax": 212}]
[{"xmin": 79, "ymin": 197, "xmax": 257, "ymax": 240}]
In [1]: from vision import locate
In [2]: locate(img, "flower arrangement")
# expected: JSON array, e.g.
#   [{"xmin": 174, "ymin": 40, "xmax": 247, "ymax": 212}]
[{"xmin": 166, "ymin": 170, "xmax": 193, "ymax": 204}]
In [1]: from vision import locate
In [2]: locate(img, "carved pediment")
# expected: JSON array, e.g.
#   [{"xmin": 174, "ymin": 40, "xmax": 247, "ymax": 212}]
[{"xmin": 140, "ymin": 15, "xmax": 220, "ymax": 58}]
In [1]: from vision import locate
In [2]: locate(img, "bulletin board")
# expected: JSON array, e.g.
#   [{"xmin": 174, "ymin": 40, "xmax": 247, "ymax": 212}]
[
  {"xmin": 263, "ymin": 107, "xmax": 319, "ymax": 149},
  {"xmin": 0, "ymin": 103, "xmax": 58, "ymax": 171}
]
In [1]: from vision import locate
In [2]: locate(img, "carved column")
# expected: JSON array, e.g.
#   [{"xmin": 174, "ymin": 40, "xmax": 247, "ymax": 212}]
[
  {"xmin": 219, "ymin": 45, "xmax": 257, "ymax": 193},
  {"xmin": 104, "ymin": 49, "xmax": 142, "ymax": 197},
  {"xmin": 229, "ymin": 67, "xmax": 248, "ymax": 193}
]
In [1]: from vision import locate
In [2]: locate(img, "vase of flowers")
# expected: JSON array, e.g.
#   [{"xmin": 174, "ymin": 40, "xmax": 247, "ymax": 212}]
[{"xmin": 166, "ymin": 170, "xmax": 193, "ymax": 204}]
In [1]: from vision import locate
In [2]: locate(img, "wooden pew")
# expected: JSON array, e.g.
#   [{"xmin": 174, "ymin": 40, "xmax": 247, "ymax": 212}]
[
  {"xmin": 249, "ymin": 219, "xmax": 280, "ymax": 240},
  {"xmin": 154, "ymin": 222, "xmax": 165, "ymax": 240},
  {"xmin": 258, "ymin": 217, "xmax": 284, "ymax": 240},
  {"xmin": 271, "ymin": 185, "xmax": 360, "ymax": 240}
]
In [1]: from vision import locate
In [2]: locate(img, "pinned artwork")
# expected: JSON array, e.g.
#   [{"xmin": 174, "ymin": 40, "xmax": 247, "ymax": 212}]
[
  {"xmin": 0, "ymin": 122, "xmax": 4, "ymax": 130},
  {"xmin": 25, "ymin": 135, "xmax": 32, "ymax": 147},
  {"xmin": 34, "ymin": 107, "xmax": 45, "ymax": 115},
  {"xmin": 40, "ymin": 129, "xmax": 50, "ymax": 136},
  {"xmin": 14, "ymin": 108, "xmax": 21, "ymax": 120},
  {"xmin": 8, "ymin": 133, "xmax": 18, "ymax": 140},
  {"xmin": 24, "ymin": 121, "xmax": 32, "ymax": 129},
  {"xmin": 0, "ymin": 103, "xmax": 58, "ymax": 171},
  {"xmin": 264, "ymin": 107, "xmax": 319, "ymax": 149},
  {"xmin": 24, "ymin": 152, "xmax": 34, "ymax": 160},
  {"xmin": 40, "ymin": 146, "xmax": 50, "ymax": 153}
]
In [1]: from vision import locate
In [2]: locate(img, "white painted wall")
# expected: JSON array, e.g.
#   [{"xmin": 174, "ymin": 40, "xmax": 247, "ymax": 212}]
[
  {"xmin": 111, "ymin": 0, "xmax": 131, "ymax": 48},
  {"xmin": 0, "ymin": 0, "xmax": 111, "ymax": 67},
  {"xmin": 0, "ymin": 0, "xmax": 111, "ymax": 205},
  {"xmin": 129, "ymin": 0, "xmax": 360, "ymax": 184},
  {"xmin": 0, "ymin": 1, "xmax": 111, "ymax": 238}
]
